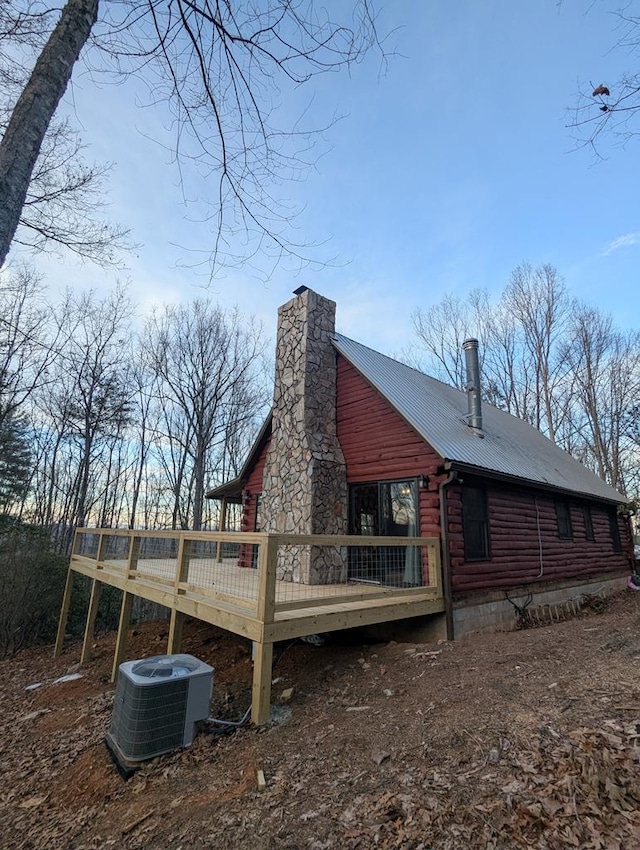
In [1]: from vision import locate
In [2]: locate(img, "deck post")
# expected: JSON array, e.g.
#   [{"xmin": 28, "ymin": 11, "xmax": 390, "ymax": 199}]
[
  {"xmin": 96, "ymin": 529, "xmax": 108, "ymax": 567},
  {"xmin": 127, "ymin": 533, "xmax": 141, "ymax": 576},
  {"xmin": 257, "ymin": 533, "xmax": 278, "ymax": 625},
  {"xmin": 168, "ymin": 535, "xmax": 192, "ymax": 654},
  {"xmin": 174, "ymin": 535, "xmax": 192, "ymax": 589},
  {"xmin": 216, "ymin": 498, "xmax": 228, "ymax": 563},
  {"xmin": 251, "ymin": 534, "xmax": 279, "ymax": 725},
  {"xmin": 167, "ymin": 610, "xmax": 184, "ymax": 654},
  {"xmin": 427, "ymin": 542, "xmax": 442, "ymax": 595},
  {"xmin": 79, "ymin": 532, "xmax": 109, "ymax": 663},
  {"xmin": 111, "ymin": 591, "xmax": 133, "ymax": 682},
  {"xmin": 251, "ymin": 641, "xmax": 274, "ymax": 725},
  {"xmin": 80, "ymin": 578, "xmax": 102, "ymax": 664},
  {"xmin": 54, "ymin": 567, "xmax": 75, "ymax": 657}
]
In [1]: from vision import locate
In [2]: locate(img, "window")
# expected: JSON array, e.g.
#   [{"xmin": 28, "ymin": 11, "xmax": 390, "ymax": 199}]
[
  {"xmin": 609, "ymin": 509, "xmax": 622, "ymax": 553},
  {"xmin": 582, "ymin": 505, "xmax": 594, "ymax": 541},
  {"xmin": 555, "ymin": 500, "xmax": 573, "ymax": 539},
  {"xmin": 462, "ymin": 486, "xmax": 490, "ymax": 561}
]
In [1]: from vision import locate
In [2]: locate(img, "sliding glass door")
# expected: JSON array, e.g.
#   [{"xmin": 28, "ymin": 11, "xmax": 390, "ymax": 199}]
[{"xmin": 349, "ymin": 479, "xmax": 421, "ymax": 586}]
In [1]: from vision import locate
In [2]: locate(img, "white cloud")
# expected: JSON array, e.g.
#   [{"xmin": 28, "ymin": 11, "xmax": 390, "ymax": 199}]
[{"xmin": 602, "ymin": 232, "xmax": 640, "ymax": 256}]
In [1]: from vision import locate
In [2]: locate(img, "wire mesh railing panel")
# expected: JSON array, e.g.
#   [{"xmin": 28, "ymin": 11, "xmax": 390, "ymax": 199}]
[
  {"xmin": 74, "ymin": 531, "xmax": 99, "ymax": 558},
  {"xmin": 272, "ymin": 539, "xmax": 439, "ymax": 608},
  {"xmin": 132, "ymin": 536, "xmax": 178, "ymax": 583},
  {"xmin": 102, "ymin": 534, "xmax": 131, "ymax": 568},
  {"xmin": 186, "ymin": 538, "xmax": 259, "ymax": 603}
]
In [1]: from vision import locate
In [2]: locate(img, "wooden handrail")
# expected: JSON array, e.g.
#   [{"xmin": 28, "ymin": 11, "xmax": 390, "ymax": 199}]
[{"xmin": 73, "ymin": 528, "xmax": 440, "ymax": 548}]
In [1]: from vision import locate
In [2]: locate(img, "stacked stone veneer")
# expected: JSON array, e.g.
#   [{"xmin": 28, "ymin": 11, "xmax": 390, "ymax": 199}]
[{"xmin": 261, "ymin": 289, "xmax": 348, "ymax": 584}]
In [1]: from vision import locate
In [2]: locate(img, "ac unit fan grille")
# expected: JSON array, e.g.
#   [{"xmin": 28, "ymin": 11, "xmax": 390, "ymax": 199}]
[{"xmin": 110, "ymin": 675, "xmax": 189, "ymax": 761}]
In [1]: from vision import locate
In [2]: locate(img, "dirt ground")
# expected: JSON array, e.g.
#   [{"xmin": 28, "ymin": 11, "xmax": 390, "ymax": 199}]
[{"xmin": 2, "ymin": 592, "xmax": 640, "ymax": 849}]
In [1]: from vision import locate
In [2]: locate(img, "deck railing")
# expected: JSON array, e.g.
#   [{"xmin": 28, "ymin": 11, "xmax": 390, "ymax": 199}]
[
  {"xmin": 58, "ymin": 528, "xmax": 444, "ymax": 723},
  {"xmin": 69, "ymin": 527, "xmax": 442, "ymax": 611}
]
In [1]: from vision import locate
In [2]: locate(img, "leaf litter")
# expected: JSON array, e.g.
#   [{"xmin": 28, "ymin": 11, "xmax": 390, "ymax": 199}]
[{"xmin": 1, "ymin": 592, "xmax": 640, "ymax": 848}]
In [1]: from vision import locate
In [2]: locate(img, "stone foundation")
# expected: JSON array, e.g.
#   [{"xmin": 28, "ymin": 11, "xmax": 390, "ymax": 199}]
[{"xmin": 452, "ymin": 573, "xmax": 627, "ymax": 639}]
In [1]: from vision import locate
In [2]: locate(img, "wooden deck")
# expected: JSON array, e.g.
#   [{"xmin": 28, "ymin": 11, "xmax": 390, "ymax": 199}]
[{"xmin": 56, "ymin": 529, "xmax": 445, "ymax": 724}]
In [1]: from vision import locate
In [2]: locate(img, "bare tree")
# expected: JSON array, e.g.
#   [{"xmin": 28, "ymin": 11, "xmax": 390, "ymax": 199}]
[
  {"xmin": 145, "ymin": 299, "xmax": 267, "ymax": 530},
  {"xmin": 46, "ymin": 286, "xmax": 135, "ymax": 533},
  {"xmin": 501, "ymin": 263, "xmax": 572, "ymax": 443},
  {"xmin": 13, "ymin": 119, "xmax": 129, "ymax": 263},
  {"xmin": 0, "ymin": 265, "xmax": 56, "ymax": 426},
  {"xmin": 411, "ymin": 262, "xmax": 639, "ymax": 499},
  {"xmin": 567, "ymin": 306, "xmax": 640, "ymax": 491},
  {"xmin": 0, "ymin": 0, "xmax": 383, "ymax": 269},
  {"xmin": 0, "ymin": 2, "xmax": 128, "ymax": 263},
  {"xmin": 410, "ymin": 291, "xmax": 492, "ymax": 390},
  {"xmin": 126, "ymin": 359, "xmax": 159, "ymax": 529},
  {"xmin": 0, "ymin": 0, "xmax": 100, "ymax": 265}
]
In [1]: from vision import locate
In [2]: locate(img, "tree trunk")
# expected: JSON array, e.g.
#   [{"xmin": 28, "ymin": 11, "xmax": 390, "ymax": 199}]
[{"xmin": 0, "ymin": 0, "xmax": 99, "ymax": 266}]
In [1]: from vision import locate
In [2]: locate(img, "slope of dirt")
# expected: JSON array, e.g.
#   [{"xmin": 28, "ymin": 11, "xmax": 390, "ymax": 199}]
[{"xmin": 2, "ymin": 593, "xmax": 640, "ymax": 849}]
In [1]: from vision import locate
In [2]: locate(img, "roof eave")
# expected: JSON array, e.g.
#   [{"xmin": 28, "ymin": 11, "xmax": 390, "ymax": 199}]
[
  {"xmin": 205, "ymin": 476, "xmax": 244, "ymax": 502},
  {"xmin": 445, "ymin": 460, "xmax": 629, "ymax": 505}
]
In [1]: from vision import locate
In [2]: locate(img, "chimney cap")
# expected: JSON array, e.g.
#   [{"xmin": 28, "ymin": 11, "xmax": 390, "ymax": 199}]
[
  {"xmin": 462, "ymin": 338, "xmax": 479, "ymax": 350},
  {"xmin": 293, "ymin": 285, "xmax": 309, "ymax": 296}
]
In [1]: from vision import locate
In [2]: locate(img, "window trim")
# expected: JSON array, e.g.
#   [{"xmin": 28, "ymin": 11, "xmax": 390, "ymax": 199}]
[{"xmin": 462, "ymin": 485, "xmax": 491, "ymax": 562}]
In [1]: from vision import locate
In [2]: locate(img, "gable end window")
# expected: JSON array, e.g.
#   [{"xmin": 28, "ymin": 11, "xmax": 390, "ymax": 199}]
[
  {"xmin": 582, "ymin": 505, "xmax": 594, "ymax": 541},
  {"xmin": 462, "ymin": 486, "xmax": 490, "ymax": 561},
  {"xmin": 609, "ymin": 510, "xmax": 622, "ymax": 553},
  {"xmin": 555, "ymin": 500, "xmax": 573, "ymax": 539}
]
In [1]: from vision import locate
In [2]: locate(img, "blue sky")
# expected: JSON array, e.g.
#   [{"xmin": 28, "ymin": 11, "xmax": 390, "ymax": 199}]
[{"xmin": 11, "ymin": 1, "xmax": 640, "ymax": 354}]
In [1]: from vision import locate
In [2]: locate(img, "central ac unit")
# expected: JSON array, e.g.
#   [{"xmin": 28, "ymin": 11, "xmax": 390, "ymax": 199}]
[{"xmin": 106, "ymin": 653, "xmax": 213, "ymax": 769}]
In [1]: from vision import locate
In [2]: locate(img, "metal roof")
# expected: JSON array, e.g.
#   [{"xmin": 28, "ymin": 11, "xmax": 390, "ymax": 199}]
[{"xmin": 332, "ymin": 333, "xmax": 626, "ymax": 504}]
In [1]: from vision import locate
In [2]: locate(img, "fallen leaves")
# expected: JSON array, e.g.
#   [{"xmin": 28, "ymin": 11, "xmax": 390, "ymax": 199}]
[{"xmin": 3, "ymin": 595, "xmax": 640, "ymax": 849}]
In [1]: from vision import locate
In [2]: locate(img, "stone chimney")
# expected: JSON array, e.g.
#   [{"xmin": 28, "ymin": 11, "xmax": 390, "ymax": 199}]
[{"xmin": 261, "ymin": 288, "xmax": 348, "ymax": 584}]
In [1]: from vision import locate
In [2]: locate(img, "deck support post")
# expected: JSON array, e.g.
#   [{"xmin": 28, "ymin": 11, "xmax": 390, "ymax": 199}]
[
  {"xmin": 251, "ymin": 641, "xmax": 274, "ymax": 725},
  {"xmin": 80, "ymin": 578, "xmax": 102, "ymax": 664},
  {"xmin": 111, "ymin": 591, "xmax": 133, "ymax": 682},
  {"xmin": 167, "ymin": 610, "xmax": 184, "ymax": 654},
  {"xmin": 251, "ymin": 534, "xmax": 279, "ymax": 725},
  {"xmin": 54, "ymin": 567, "xmax": 75, "ymax": 657}
]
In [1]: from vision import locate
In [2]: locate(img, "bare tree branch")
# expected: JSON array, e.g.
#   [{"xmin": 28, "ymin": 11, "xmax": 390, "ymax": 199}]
[{"xmin": 1, "ymin": 0, "xmax": 386, "ymax": 273}]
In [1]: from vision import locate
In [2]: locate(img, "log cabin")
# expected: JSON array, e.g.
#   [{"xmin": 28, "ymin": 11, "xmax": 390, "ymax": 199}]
[{"xmin": 207, "ymin": 287, "xmax": 633, "ymax": 638}]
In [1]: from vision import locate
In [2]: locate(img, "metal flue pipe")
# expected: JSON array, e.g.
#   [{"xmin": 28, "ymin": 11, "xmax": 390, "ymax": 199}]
[{"xmin": 462, "ymin": 338, "xmax": 483, "ymax": 433}]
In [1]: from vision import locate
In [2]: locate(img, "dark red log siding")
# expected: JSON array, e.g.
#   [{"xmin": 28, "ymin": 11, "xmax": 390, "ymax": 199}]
[
  {"xmin": 238, "ymin": 439, "xmax": 269, "ymax": 567},
  {"xmin": 336, "ymin": 356, "xmax": 448, "ymax": 538},
  {"xmin": 447, "ymin": 479, "xmax": 632, "ymax": 592},
  {"xmin": 242, "ymin": 440, "xmax": 269, "ymax": 532}
]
